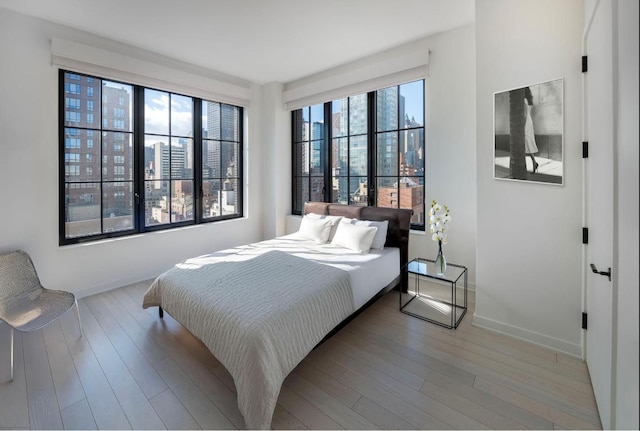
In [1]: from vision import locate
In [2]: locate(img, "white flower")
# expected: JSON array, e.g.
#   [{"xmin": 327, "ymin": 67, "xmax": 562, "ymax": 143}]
[{"xmin": 429, "ymin": 200, "xmax": 451, "ymax": 244}]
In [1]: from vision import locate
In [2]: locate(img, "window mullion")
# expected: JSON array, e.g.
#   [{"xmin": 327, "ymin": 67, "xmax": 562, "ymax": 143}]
[
  {"xmin": 194, "ymin": 99, "xmax": 203, "ymax": 223},
  {"xmin": 168, "ymin": 94, "xmax": 173, "ymax": 224},
  {"xmin": 237, "ymin": 107, "xmax": 244, "ymax": 218},
  {"xmin": 396, "ymin": 85, "xmax": 401, "ymax": 209},
  {"xmin": 367, "ymin": 91, "xmax": 376, "ymax": 206},
  {"xmin": 134, "ymin": 85, "xmax": 145, "ymax": 232},
  {"xmin": 99, "ymin": 80, "xmax": 104, "ymax": 235},
  {"xmin": 346, "ymin": 100, "xmax": 350, "ymax": 205},
  {"xmin": 324, "ymin": 102, "xmax": 331, "ymax": 203},
  {"xmin": 291, "ymin": 111, "xmax": 296, "ymax": 212},
  {"xmin": 58, "ymin": 70, "xmax": 66, "ymax": 243}
]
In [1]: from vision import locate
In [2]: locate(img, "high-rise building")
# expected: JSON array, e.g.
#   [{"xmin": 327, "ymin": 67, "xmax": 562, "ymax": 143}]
[
  {"xmin": 206, "ymin": 102, "xmax": 238, "ymax": 142},
  {"xmin": 377, "ymin": 177, "xmax": 424, "ymax": 224},
  {"xmin": 63, "ymin": 74, "xmax": 134, "ymax": 236},
  {"xmin": 152, "ymin": 142, "xmax": 169, "ymax": 185}
]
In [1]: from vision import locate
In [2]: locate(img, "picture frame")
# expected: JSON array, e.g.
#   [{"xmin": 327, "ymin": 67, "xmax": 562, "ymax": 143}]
[{"xmin": 493, "ymin": 78, "xmax": 564, "ymax": 185}]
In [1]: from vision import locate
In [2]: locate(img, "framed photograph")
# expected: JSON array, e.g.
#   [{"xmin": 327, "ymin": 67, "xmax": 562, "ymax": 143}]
[{"xmin": 494, "ymin": 78, "xmax": 564, "ymax": 185}]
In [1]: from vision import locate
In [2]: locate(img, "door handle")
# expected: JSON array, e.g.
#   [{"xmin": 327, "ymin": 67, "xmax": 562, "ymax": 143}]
[{"xmin": 590, "ymin": 263, "xmax": 612, "ymax": 281}]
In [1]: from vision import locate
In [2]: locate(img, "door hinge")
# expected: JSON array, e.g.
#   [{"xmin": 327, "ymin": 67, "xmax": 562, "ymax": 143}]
[
  {"xmin": 583, "ymin": 227, "xmax": 589, "ymax": 244},
  {"xmin": 582, "ymin": 141, "xmax": 589, "ymax": 158},
  {"xmin": 582, "ymin": 312, "xmax": 588, "ymax": 330},
  {"xmin": 582, "ymin": 55, "xmax": 588, "ymax": 72}
]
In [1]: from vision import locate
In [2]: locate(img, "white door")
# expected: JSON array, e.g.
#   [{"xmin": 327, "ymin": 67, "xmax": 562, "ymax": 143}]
[{"xmin": 585, "ymin": 0, "xmax": 615, "ymax": 428}]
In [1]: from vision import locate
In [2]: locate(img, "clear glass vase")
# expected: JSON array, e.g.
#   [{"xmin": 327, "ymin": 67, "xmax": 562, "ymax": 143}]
[{"xmin": 435, "ymin": 241, "xmax": 447, "ymax": 276}]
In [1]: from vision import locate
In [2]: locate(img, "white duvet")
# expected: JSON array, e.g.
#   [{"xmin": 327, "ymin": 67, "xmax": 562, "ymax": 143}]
[{"xmin": 142, "ymin": 247, "xmax": 354, "ymax": 429}]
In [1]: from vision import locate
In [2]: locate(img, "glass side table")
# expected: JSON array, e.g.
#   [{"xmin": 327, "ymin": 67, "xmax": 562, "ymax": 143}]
[{"xmin": 400, "ymin": 257, "xmax": 468, "ymax": 329}]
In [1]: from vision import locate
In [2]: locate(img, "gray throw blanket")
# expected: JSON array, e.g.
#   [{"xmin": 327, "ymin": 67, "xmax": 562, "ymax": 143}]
[{"xmin": 142, "ymin": 250, "xmax": 354, "ymax": 429}]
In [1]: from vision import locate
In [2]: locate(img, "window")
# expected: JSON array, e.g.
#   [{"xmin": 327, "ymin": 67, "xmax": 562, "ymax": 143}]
[
  {"xmin": 332, "ymin": 94, "xmax": 369, "ymax": 206},
  {"xmin": 65, "ymin": 111, "xmax": 81, "ymax": 123},
  {"xmin": 143, "ymin": 90, "xmax": 194, "ymax": 226},
  {"xmin": 65, "ymin": 153, "xmax": 80, "ymax": 163},
  {"xmin": 201, "ymin": 101, "xmax": 242, "ymax": 219},
  {"xmin": 66, "ymin": 97, "xmax": 80, "ymax": 109},
  {"xmin": 375, "ymin": 81, "xmax": 425, "ymax": 226},
  {"xmin": 292, "ymin": 104, "xmax": 325, "ymax": 212},
  {"xmin": 292, "ymin": 80, "xmax": 425, "ymax": 229},
  {"xmin": 60, "ymin": 70, "xmax": 243, "ymax": 244},
  {"xmin": 65, "ymin": 83, "xmax": 81, "ymax": 94},
  {"xmin": 65, "ymin": 136, "xmax": 81, "ymax": 149}
]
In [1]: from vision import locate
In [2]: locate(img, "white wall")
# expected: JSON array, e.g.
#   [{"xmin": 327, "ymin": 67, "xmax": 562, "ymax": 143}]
[
  {"xmin": 411, "ymin": 24, "xmax": 477, "ymax": 287},
  {"xmin": 613, "ymin": 0, "xmax": 639, "ymax": 428},
  {"xmin": 259, "ymin": 82, "xmax": 290, "ymax": 240},
  {"xmin": 475, "ymin": 0, "xmax": 584, "ymax": 356},
  {"xmin": 0, "ymin": 9, "xmax": 264, "ymax": 297},
  {"xmin": 283, "ymin": 24, "xmax": 478, "ymax": 287}
]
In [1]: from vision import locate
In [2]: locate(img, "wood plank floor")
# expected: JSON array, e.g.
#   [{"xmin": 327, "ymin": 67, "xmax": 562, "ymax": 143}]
[{"xmin": 0, "ymin": 278, "xmax": 601, "ymax": 430}]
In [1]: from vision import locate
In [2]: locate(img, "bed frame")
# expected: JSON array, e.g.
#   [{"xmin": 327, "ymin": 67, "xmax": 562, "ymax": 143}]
[{"xmin": 148, "ymin": 202, "xmax": 412, "ymax": 428}]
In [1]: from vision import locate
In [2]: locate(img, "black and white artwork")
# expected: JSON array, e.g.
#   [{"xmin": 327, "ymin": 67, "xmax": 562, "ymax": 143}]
[{"xmin": 494, "ymin": 78, "xmax": 563, "ymax": 185}]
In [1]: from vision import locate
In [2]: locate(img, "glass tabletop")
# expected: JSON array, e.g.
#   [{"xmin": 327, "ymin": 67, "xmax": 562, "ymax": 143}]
[{"xmin": 406, "ymin": 258, "xmax": 466, "ymax": 283}]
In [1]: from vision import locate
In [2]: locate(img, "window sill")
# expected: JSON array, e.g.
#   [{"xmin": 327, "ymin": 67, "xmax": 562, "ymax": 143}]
[{"xmin": 59, "ymin": 216, "xmax": 247, "ymax": 249}]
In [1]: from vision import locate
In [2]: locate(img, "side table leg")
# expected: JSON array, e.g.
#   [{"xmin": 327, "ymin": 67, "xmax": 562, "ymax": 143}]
[{"xmin": 451, "ymin": 280, "xmax": 455, "ymax": 328}]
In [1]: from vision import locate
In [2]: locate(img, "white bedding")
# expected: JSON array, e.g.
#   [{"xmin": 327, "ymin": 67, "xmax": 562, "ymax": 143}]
[{"xmin": 178, "ymin": 234, "xmax": 400, "ymax": 309}]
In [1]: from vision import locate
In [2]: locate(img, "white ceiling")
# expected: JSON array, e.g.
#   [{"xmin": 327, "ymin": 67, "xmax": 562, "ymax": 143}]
[{"xmin": 0, "ymin": 0, "xmax": 474, "ymax": 84}]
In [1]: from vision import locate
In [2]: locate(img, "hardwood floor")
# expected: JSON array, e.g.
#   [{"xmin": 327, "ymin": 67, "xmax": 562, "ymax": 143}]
[{"xmin": 0, "ymin": 279, "xmax": 601, "ymax": 430}]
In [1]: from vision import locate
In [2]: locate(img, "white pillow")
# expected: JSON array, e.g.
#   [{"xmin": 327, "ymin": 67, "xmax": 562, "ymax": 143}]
[
  {"xmin": 297, "ymin": 216, "xmax": 332, "ymax": 244},
  {"xmin": 331, "ymin": 221, "xmax": 378, "ymax": 253},
  {"xmin": 341, "ymin": 218, "xmax": 389, "ymax": 249},
  {"xmin": 305, "ymin": 213, "xmax": 343, "ymax": 241}
]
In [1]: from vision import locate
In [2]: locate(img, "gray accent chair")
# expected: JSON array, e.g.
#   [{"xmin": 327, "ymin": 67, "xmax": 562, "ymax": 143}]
[{"xmin": 0, "ymin": 250, "xmax": 83, "ymax": 381}]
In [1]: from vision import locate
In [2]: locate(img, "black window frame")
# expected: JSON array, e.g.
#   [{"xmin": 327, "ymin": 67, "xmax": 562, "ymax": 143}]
[
  {"xmin": 291, "ymin": 79, "xmax": 425, "ymax": 230},
  {"xmin": 59, "ymin": 69, "xmax": 244, "ymax": 245},
  {"xmin": 291, "ymin": 78, "xmax": 426, "ymax": 231}
]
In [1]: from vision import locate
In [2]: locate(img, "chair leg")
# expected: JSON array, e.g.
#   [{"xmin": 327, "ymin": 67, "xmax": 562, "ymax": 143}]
[
  {"xmin": 74, "ymin": 299, "xmax": 83, "ymax": 337},
  {"xmin": 10, "ymin": 327, "xmax": 14, "ymax": 382}
]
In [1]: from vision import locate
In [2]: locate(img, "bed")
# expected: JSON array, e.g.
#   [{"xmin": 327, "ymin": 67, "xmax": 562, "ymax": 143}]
[{"xmin": 142, "ymin": 202, "xmax": 412, "ymax": 429}]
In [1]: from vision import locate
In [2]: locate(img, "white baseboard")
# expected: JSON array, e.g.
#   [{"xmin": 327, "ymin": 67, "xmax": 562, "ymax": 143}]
[
  {"xmin": 74, "ymin": 273, "xmax": 157, "ymax": 299},
  {"xmin": 472, "ymin": 312, "xmax": 582, "ymax": 358}
]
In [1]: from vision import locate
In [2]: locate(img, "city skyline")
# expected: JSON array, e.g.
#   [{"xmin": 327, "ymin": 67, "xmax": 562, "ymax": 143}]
[
  {"xmin": 63, "ymin": 72, "xmax": 241, "ymax": 239},
  {"xmin": 293, "ymin": 80, "xmax": 425, "ymax": 224}
]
